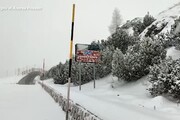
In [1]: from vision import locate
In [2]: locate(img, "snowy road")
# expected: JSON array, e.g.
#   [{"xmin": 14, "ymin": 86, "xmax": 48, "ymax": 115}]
[
  {"xmin": 44, "ymin": 75, "xmax": 180, "ymax": 120},
  {"xmin": 0, "ymin": 76, "xmax": 65, "ymax": 120}
]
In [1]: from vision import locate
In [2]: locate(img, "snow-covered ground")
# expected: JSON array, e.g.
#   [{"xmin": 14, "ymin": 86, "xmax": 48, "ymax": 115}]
[
  {"xmin": 1, "ymin": 47, "xmax": 180, "ymax": 120},
  {"xmin": 42, "ymin": 47, "xmax": 180, "ymax": 120},
  {"xmin": 44, "ymin": 77, "xmax": 180, "ymax": 120},
  {"xmin": 0, "ymin": 76, "xmax": 65, "ymax": 120},
  {"xmin": 166, "ymin": 47, "xmax": 180, "ymax": 60}
]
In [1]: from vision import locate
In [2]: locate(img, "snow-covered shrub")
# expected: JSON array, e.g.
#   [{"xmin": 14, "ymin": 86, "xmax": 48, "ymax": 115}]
[
  {"xmin": 121, "ymin": 45, "xmax": 146, "ymax": 81},
  {"xmin": 143, "ymin": 12, "xmax": 155, "ymax": 28},
  {"xmin": 51, "ymin": 60, "xmax": 94, "ymax": 85},
  {"xmin": 133, "ymin": 20, "xmax": 145, "ymax": 36},
  {"xmin": 171, "ymin": 16, "xmax": 180, "ymax": 36},
  {"xmin": 112, "ymin": 48, "xmax": 124, "ymax": 81},
  {"xmin": 121, "ymin": 18, "xmax": 145, "ymax": 36},
  {"xmin": 169, "ymin": 17, "xmax": 180, "ymax": 49},
  {"xmin": 120, "ymin": 13, "xmax": 155, "ymax": 37},
  {"xmin": 139, "ymin": 37, "xmax": 166, "ymax": 66},
  {"xmin": 145, "ymin": 22, "xmax": 168, "ymax": 37},
  {"xmin": 107, "ymin": 28, "xmax": 137, "ymax": 54},
  {"xmin": 91, "ymin": 46, "xmax": 114, "ymax": 79},
  {"xmin": 149, "ymin": 58, "xmax": 180, "ymax": 99},
  {"xmin": 49, "ymin": 51, "xmax": 113, "ymax": 85},
  {"xmin": 112, "ymin": 37, "xmax": 166, "ymax": 81},
  {"xmin": 156, "ymin": 33, "xmax": 176, "ymax": 48},
  {"xmin": 53, "ymin": 61, "xmax": 68, "ymax": 84}
]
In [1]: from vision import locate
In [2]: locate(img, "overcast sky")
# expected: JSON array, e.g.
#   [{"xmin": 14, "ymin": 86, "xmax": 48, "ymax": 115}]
[{"xmin": 0, "ymin": 0, "xmax": 179, "ymax": 78}]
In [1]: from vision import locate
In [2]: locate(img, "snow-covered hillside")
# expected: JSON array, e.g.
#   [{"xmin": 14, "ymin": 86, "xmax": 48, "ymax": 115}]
[
  {"xmin": 41, "ymin": 47, "xmax": 180, "ymax": 120},
  {"xmin": 140, "ymin": 2, "xmax": 180, "ymax": 38},
  {"xmin": 158, "ymin": 2, "xmax": 180, "ymax": 20}
]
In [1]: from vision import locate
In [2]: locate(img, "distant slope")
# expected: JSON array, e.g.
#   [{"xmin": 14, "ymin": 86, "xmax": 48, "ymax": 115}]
[
  {"xmin": 140, "ymin": 2, "xmax": 180, "ymax": 38},
  {"xmin": 158, "ymin": 2, "xmax": 180, "ymax": 20}
]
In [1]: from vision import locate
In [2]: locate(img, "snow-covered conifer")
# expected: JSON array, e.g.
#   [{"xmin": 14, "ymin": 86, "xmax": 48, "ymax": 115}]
[
  {"xmin": 109, "ymin": 8, "xmax": 123, "ymax": 34},
  {"xmin": 149, "ymin": 58, "xmax": 180, "ymax": 99},
  {"xmin": 112, "ymin": 48, "xmax": 124, "ymax": 80}
]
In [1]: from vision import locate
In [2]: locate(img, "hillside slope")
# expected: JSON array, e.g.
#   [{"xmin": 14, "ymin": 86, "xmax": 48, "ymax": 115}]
[
  {"xmin": 140, "ymin": 2, "xmax": 180, "ymax": 38},
  {"xmin": 43, "ymin": 47, "xmax": 180, "ymax": 120}
]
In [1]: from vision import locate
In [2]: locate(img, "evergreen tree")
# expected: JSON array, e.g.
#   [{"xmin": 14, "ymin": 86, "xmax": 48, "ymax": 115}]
[
  {"xmin": 101, "ymin": 46, "xmax": 114, "ymax": 76},
  {"xmin": 148, "ymin": 58, "xmax": 180, "ymax": 100},
  {"xmin": 143, "ymin": 12, "xmax": 155, "ymax": 28},
  {"xmin": 109, "ymin": 8, "xmax": 123, "ymax": 34},
  {"xmin": 107, "ymin": 28, "xmax": 135, "ymax": 54},
  {"xmin": 112, "ymin": 36, "xmax": 166, "ymax": 82},
  {"xmin": 133, "ymin": 20, "xmax": 145, "ymax": 36},
  {"xmin": 112, "ymin": 48, "xmax": 124, "ymax": 80},
  {"xmin": 139, "ymin": 37, "xmax": 166, "ymax": 66},
  {"xmin": 53, "ymin": 62, "xmax": 68, "ymax": 84}
]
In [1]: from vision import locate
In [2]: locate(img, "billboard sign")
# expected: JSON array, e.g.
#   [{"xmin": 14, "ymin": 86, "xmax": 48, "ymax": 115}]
[{"xmin": 75, "ymin": 44, "xmax": 101, "ymax": 63}]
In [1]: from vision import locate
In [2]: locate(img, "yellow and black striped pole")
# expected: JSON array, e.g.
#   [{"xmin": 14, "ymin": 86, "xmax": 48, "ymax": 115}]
[{"xmin": 66, "ymin": 4, "xmax": 75, "ymax": 120}]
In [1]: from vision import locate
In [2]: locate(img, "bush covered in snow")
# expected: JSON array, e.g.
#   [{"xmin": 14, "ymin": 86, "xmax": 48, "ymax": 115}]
[
  {"xmin": 100, "ymin": 46, "xmax": 114, "ymax": 76},
  {"xmin": 121, "ymin": 17, "xmax": 145, "ymax": 36},
  {"xmin": 148, "ymin": 57, "xmax": 180, "ymax": 99},
  {"xmin": 145, "ymin": 22, "xmax": 168, "ymax": 37},
  {"xmin": 46, "ymin": 41, "xmax": 115, "ymax": 85},
  {"xmin": 171, "ymin": 16, "xmax": 180, "ymax": 36},
  {"xmin": 112, "ymin": 37, "xmax": 166, "ymax": 81},
  {"xmin": 121, "ymin": 13, "xmax": 155, "ymax": 36},
  {"xmin": 107, "ymin": 28, "xmax": 137, "ymax": 54},
  {"xmin": 45, "ymin": 12, "xmax": 165, "ymax": 85},
  {"xmin": 143, "ymin": 12, "xmax": 156, "ymax": 28}
]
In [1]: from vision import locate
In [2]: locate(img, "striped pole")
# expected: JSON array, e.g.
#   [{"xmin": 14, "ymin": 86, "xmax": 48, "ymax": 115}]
[{"xmin": 66, "ymin": 4, "xmax": 75, "ymax": 120}]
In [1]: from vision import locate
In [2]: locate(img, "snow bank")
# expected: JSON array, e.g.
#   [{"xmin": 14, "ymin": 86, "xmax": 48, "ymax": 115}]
[
  {"xmin": 166, "ymin": 47, "xmax": 180, "ymax": 60},
  {"xmin": 38, "ymin": 81, "xmax": 102, "ymax": 120},
  {"xmin": 42, "ymin": 75, "xmax": 180, "ymax": 120}
]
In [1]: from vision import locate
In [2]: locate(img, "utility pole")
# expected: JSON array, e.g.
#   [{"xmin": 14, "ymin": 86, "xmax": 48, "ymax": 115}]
[{"xmin": 66, "ymin": 4, "xmax": 75, "ymax": 120}]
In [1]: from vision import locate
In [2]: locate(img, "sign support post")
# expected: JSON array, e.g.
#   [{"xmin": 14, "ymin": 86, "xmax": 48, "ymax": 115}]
[
  {"xmin": 93, "ymin": 63, "xmax": 96, "ymax": 89},
  {"xmin": 66, "ymin": 4, "xmax": 75, "ymax": 120},
  {"xmin": 79, "ymin": 62, "xmax": 82, "ymax": 91}
]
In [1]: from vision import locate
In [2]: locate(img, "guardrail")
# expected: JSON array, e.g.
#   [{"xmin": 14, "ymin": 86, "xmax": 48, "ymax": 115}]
[{"xmin": 38, "ymin": 81, "xmax": 103, "ymax": 120}]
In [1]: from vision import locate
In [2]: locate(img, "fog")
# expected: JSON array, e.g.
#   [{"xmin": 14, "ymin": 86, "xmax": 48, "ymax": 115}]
[{"xmin": 0, "ymin": 0, "xmax": 179, "ymax": 77}]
